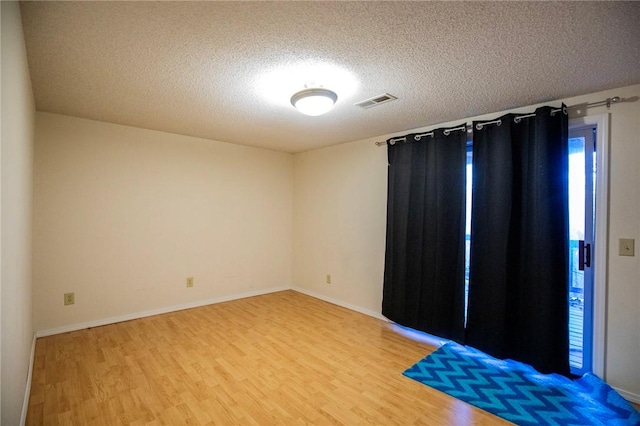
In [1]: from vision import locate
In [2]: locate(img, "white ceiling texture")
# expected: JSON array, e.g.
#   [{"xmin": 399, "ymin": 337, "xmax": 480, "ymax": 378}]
[{"xmin": 20, "ymin": 1, "xmax": 640, "ymax": 153}]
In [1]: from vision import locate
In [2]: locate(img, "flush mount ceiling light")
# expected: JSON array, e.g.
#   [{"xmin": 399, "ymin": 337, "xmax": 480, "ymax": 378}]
[{"xmin": 290, "ymin": 88, "xmax": 338, "ymax": 116}]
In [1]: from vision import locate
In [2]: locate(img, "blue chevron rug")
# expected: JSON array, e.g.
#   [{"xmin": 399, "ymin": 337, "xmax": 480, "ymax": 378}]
[{"xmin": 404, "ymin": 342, "xmax": 640, "ymax": 425}]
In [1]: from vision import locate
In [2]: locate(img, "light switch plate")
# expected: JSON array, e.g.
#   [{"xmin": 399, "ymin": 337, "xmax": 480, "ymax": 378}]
[{"xmin": 619, "ymin": 238, "xmax": 635, "ymax": 256}]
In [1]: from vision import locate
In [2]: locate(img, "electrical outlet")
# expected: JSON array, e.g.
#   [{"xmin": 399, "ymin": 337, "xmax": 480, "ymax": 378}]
[
  {"xmin": 326, "ymin": 274, "xmax": 332, "ymax": 284},
  {"xmin": 186, "ymin": 277, "xmax": 194, "ymax": 288},
  {"xmin": 64, "ymin": 292, "xmax": 75, "ymax": 306},
  {"xmin": 619, "ymin": 238, "xmax": 635, "ymax": 256}
]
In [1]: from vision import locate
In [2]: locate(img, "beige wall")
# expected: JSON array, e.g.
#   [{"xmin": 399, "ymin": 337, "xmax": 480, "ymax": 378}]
[
  {"xmin": 1, "ymin": 2, "xmax": 36, "ymax": 424},
  {"xmin": 33, "ymin": 113, "xmax": 293, "ymax": 331},
  {"xmin": 293, "ymin": 136, "xmax": 388, "ymax": 317},
  {"xmin": 596, "ymin": 85, "xmax": 640, "ymax": 398},
  {"xmin": 293, "ymin": 84, "xmax": 640, "ymax": 399}
]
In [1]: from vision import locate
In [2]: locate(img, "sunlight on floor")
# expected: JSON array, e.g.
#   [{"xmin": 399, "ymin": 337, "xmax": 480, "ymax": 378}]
[{"xmin": 389, "ymin": 323, "xmax": 446, "ymax": 348}]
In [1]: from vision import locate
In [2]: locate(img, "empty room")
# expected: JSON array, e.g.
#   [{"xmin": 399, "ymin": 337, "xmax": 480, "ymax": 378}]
[{"xmin": 2, "ymin": 1, "xmax": 640, "ymax": 425}]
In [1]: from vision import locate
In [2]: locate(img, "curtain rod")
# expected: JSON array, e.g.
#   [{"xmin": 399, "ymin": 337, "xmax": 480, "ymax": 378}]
[{"xmin": 374, "ymin": 96, "xmax": 621, "ymax": 146}]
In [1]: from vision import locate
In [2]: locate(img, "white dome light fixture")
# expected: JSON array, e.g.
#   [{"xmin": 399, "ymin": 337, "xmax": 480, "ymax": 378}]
[{"xmin": 290, "ymin": 88, "xmax": 338, "ymax": 116}]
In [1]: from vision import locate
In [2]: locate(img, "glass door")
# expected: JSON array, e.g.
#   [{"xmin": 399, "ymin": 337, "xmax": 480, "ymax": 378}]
[{"xmin": 568, "ymin": 127, "xmax": 596, "ymax": 375}]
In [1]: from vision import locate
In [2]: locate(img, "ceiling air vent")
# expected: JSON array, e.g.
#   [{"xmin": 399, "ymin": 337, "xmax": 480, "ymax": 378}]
[{"xmin": 354, "ymin": 93, "xmax": 398, "ymax": 109}]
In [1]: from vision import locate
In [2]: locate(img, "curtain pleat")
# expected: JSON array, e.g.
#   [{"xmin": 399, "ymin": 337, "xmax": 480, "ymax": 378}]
[
  {"xmin": 465, "ymin": 106, "xmax": 570, "ymax": 375},
  {"xmin": 382, "ymin": 127, "xmax": 467, "ymax": 342}
]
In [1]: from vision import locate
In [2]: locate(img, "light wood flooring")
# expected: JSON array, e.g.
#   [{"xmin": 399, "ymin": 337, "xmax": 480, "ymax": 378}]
[{"xmin": 27, "ymin": 290, "xmax": 509, "ymax": 425}]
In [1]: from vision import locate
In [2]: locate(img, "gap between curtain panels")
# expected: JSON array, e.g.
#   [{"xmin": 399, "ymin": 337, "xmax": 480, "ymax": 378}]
[{"xmin": 374, "ymin": 96, "xmax": 620, "ymax": 147}]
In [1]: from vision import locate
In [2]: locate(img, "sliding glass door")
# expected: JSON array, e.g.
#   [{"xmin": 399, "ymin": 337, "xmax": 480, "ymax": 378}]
[{"xmin": 568, "ymin": 126, "xmax": 596, "ymax": 375}]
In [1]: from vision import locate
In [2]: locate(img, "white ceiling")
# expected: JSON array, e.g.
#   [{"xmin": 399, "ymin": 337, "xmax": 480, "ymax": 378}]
[{"xmin": 20, "ymin": 1, "xmax": 640, "ymax": 153}]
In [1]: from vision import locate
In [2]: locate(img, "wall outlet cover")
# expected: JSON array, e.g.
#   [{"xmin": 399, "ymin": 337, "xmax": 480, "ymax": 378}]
[{"xmin": 64, "ymin": 292, "xmax": 75, "ymax": 305}]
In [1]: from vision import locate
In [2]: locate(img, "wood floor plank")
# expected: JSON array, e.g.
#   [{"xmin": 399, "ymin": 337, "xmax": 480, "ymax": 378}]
[{"xmin": 27, "ymin": 290, "xmax": 510, "ymax": 425}]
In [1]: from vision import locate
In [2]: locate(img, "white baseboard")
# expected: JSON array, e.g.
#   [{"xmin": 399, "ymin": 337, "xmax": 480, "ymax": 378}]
[
  {"xmin": 20, "ymin": 333, "xmax": 37, "ymax": 426},
  {"xmin": 290, "ymin": 288, "xmax": 446, "ymax": 348},
  {"xmin": 613, "ymin": 386, "xmax": 640, "ymax": 405},
  {"xmin": 35, "ymin": 286, "xmax": 290, "ymax": 338},
  {"xmin": 291, "ymin": 286, "xmax": 388, "ymax": 322}
]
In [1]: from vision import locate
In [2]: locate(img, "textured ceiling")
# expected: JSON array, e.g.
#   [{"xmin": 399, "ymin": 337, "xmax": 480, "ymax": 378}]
[{"xmin": 20, "ymin": 1, "xmax": 640, "ymax": 153}]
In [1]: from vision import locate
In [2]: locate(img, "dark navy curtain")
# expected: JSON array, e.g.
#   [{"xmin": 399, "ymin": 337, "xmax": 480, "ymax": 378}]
[
  {"xmin": 465, "ymin": 105, "xmax": 570, "ymax": 375},
  {"xmin": 382, "ymin": 126, "xmax": 467, "ymax": 342}
]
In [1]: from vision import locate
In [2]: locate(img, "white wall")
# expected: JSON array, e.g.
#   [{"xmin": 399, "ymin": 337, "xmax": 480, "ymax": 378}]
[
  {"xmin": 33, "ymin": 113, "xmax": 293, "ymax": 331},
  {"xmin": 1, "ymin": 2, "xmax": 36, "ymax": 424},
  {"xmin": 293, "ymin": 135, "xmax": 388, "ymax": 316},
  {"xmin": 293, "ymin": 84, "xmax": 640, "ymax": 399}
]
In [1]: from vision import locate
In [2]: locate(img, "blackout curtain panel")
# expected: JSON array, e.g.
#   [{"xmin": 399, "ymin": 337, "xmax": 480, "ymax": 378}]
[
  {"xmin": 382, "ymin": 126, "xmax": 467, "ymax": 342},
  {"xmin": 465, "ymin": 105, "xmax": 570, "ymax": 375}
]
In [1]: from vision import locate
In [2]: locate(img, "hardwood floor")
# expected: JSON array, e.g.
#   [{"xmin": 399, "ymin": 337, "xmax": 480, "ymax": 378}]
[{"xmin": 27, "ymin": 290, "xmax": 509, "ymax": 425}]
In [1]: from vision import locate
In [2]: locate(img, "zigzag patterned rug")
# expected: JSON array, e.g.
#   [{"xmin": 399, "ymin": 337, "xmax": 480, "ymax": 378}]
[{"xmin": 404, "ymin": 342, "xmax": 640, "ymax": 425}]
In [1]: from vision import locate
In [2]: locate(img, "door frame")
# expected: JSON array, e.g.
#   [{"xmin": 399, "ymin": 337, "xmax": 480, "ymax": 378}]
[{"xmin": 569, "ymin": 113, "xmax": 609, "ymax": 379}]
